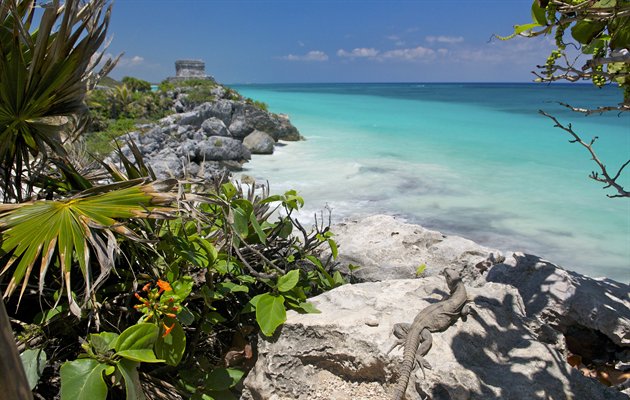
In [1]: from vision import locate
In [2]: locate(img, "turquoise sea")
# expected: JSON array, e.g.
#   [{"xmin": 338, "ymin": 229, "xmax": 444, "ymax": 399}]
[{"xmin": 233, "ymin": 83, "xmax": 629, "ymax": 282}]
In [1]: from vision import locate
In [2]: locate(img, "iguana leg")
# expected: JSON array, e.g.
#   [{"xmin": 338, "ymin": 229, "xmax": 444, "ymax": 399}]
[
  {"xmin": 414, "ymin": 329, "xmax": 433, "ymax": 379},
  {"xmin": 387, "ymin": 323, "xmax": 410, "ymax": 354}
]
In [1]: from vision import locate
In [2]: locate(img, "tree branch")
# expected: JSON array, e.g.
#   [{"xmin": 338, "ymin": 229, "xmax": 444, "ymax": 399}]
[
  {"xmin": 539, "ymin": 110, "xmax": 630, "ymax": 198},
  {"xmin": 556, "ymin": 101, "xmax": 630, "ymax": 115}
]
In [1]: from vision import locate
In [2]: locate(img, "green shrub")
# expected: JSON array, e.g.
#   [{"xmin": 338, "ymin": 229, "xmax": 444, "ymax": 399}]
[
  {"xmin": 122, "ymin": 76, "xmax": 152, "ymax": 93},
  {"xmin": 246, "ymin": 98, "xmax": 269, "ymax": 112},
  {"xmin": 84, "ymin": 118, "xmax": 137, "ymax": 155}
]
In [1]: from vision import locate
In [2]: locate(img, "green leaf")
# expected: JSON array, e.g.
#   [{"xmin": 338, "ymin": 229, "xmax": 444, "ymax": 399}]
[
  {"xmin": 155, "ymin": 321, "xmax": 186, "ymax": 366},
  {"xmin": 531, "ymin": 1, "xmax": 547, "ymax": 26},
  {"xmin": 416, "ymin": 264, "xmax": 427, "ymax": 276},
  {"xmin": 348, "ymin": 264, "xmax": 362, "ymax": 272},
  {"xmin": 255, "ymin": 293, "xmax": 287, "ymax": 336},
  {"xmin": 197, "ymin": 391, "xmax": 237, "ymax": 400},
  {"xmin": 205, "ymin": 368, "xmax": 245, "ymax": 391},
  {"xmin": 232, "ymin": 207, "xmax": 250, "ymax": 238},
  {"xmin": 168, "ymin": 276, "xmax": 193, "ymax": 302},
  {"xmin": 610, "ymin": 17, "xmax": 630, "ymax": 49},
  {"xmin": 293, "ymin": 301, "xmax": 321, "ymax": 314},
  {"xmin": 221, "ymin": 182, "xmax": 237, "ymax": 199},
  {"xmin": 115, "ymin": 323, "xmax": 163, "ymax": 363},
  {"xmin": 33, "ymin": 304, "xmax": 66, "ymax": 324},
  {"xmin": 217, "ymin": 281, "xmax": 249, "ymax": 295},
  {"xmin": 328, "ymin": 238, "xmax": 338, "ymax": 259},
  {"xmin": 20, "ymin": 348, "xmax": 47, "ymax": 390},
  {"xmin": 89, "ymin": 331, "xmax": 119, "ymax": 354},
  {"xmin": 259, "ymin": 194, "xmax": 283, "ymax": 204},
  {"xmin": 278, "ymin": 219, "xmax": 293, "ymax": 239},
  {"xmin": 178, "ymin": 306, "xmax": 195, "ymax": 326},
  {"xmin": 116, "ymin": 359, "xmax": 146, "ymax": 400},
  {"xmin": 60, "ymin": 359, "xmax": 109, "ymax": 400},
  {"xmin": 116, "ymin": 349, "xmax": 163, "ymax": 363},
  {"xmin": 593, "ymin": 0, "xmax": 616, "ymax": 7},
  {"xmin": 277, "ymin": 270, "xmax": 300, "ymax": 292},
  {"xmin": 249, "ymin": 212, "xmax": 267, "ymax": 244},
  {"xmin": 571, "ymin": 20, "xmax": 606, "ymax": 45},
  {"xmin": 332, "ymin": 271, "xmax": 345, "ymax": 286}
]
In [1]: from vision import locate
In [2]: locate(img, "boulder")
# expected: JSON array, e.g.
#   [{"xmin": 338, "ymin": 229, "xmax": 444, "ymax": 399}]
[
  {"xmin": 201, "ymin": 117, "xmax": 230, "ymax": 137},
  {"xmin": 178, "ymin": 136, "xmax": 250, "ymax": 162},
  {"xmin": 270, "ymin": 113, "xmax": 302, "ymax": 141},
  {"xmin": 332, "ymin": 215, "xmax": 504, "ymax": 284},
  {"xmin": 487, "ymin": 252, "xmax": 630, "ymax": 347},
  {"xmin": 229, "ymin": 103, "xmax": 275, "ymax": 139},
  {"xmin": 243, "ymin": 130, "xmax": 275, "ymax": 154},
  {"xmin": 241, "ymin": 278, "xmax": 624, "ymax": 400},
  {"xmin": 199, "ymin": 99, "xmax": 234, "ymax": 125}
]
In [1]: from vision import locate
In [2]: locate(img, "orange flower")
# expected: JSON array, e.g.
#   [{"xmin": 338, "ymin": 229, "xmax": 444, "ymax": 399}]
[
  {"xmin": 162, "ymin": 322, "xmax": 175, "ymax": 337},
  {"xmin": 142, "ymin": 282, "xmax": 151, "ymax": 292},
  {"xmin": 157, "ymin": 279, "xmax": 172, "ymax": 293}
]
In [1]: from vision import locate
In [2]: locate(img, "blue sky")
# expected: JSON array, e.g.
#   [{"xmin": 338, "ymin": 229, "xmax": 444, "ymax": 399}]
[{"xmin": 105, "ymin": 0, "xmax": 554, "ymax": 84}]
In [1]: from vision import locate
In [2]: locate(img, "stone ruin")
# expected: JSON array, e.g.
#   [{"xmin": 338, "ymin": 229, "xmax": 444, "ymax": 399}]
[{"xmin": 168, "ymin": 59, "xmax": 215, "ymax": 82}]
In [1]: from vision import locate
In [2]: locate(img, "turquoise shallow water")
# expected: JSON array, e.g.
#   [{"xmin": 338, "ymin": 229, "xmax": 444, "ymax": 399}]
[{"xmin": 233, "ymin": 83, "xmax": 630, "ymax": 282}]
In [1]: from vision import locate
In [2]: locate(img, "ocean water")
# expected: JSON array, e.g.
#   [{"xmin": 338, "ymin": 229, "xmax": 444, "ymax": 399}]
[{"xmin": 233, "ymin": 83, "xmax": 630, "ymax": 282}]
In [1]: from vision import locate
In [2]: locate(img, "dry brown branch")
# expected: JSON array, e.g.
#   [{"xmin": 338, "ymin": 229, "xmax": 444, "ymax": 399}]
[{"xmin": 539, "ymin": 110, "xmax": 630, "ymax": 198}]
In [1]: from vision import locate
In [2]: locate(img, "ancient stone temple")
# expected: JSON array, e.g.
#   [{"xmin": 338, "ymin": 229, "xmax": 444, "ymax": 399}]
[{"xmin": 168, "ymin": 59, "xmax": 215, "ymax": 82}]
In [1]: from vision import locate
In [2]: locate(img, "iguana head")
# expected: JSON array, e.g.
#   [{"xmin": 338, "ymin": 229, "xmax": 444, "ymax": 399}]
[{"xmin": 442, "ymin": 268, "xmax": 462, "ymax": 291}]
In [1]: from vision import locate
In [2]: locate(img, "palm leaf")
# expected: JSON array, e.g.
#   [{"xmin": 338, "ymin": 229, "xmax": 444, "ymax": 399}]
[
  {"xmin": 0, "ymin": 180, "xmax": 178, "ymax": 314},
  {"xmin": 0, "ymin": 0, "xmax": 118, "ymax": 201}
]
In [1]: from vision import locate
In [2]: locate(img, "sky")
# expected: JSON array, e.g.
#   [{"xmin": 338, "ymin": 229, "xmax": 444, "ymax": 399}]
[{"xmin": 104, "ymin": 0, "xmax": 556, "ymax": 84}]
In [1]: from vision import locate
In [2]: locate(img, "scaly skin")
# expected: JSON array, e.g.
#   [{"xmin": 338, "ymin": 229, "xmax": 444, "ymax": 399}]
[{"xmin": 390, "ymin": 268, "xmax": 468, "ymax": 400}]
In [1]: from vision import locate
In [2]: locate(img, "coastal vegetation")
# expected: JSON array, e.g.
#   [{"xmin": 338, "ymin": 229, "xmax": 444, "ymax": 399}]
[
  {"xmin": 502, "ymin": 0, "xmax": 630, "ymax": 197},
  {"xmin": 0, "ymin": 1, "xmax": 338, "ymax": 398}
]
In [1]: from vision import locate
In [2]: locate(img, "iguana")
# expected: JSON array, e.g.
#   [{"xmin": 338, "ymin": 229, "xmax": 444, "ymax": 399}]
[{"xmin": 388, "ymin": 268, "xmax": 469, "ymax": 400}]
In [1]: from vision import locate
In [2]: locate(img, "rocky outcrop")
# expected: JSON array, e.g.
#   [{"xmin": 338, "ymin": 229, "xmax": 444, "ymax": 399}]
[
  {"xmin": 241, "ymin": 214, "xmax": 630, "ymax": 399},
  {"xmin": 331, "ymin": 214, "xmax": 504, "ymax": 284},
  {"xmin": 487, "ymin": 252, "xmax": 630, "ymax": 347},
  {"xmin": 108, "ymin": 83, "xmax": 302, "ymax": 179},
  {"xmin": 241, "ymin": 277, "xmax": 627, "ymax": 400}
]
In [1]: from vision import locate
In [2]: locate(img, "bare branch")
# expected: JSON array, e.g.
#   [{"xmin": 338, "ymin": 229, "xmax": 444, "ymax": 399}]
[
  {"xmin": 539, "ymin": 110, "xmax": 630, "ymax": 198},
  {"xmin": 556, "ymin": 101, "xmax": 630, "ymax": 115}
]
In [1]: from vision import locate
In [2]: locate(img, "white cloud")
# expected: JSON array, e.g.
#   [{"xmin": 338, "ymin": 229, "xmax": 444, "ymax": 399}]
[
  {"xmin": 337, "ymin": 47, "xmax": 379, "ymax": 58},
  {"xmin": 298, "ymin": 40, "xmax": 305, "ymax": 47},
  {"xmin": 116, "ymin": 55, "xmax": 145, "ymax": 67},
  {"xmin": 380, "ymin": 46, "xmax": 436, "ymax": 61},
  {"xmin": 426, "ymin": 35, "xmax": 464, "ymax": 44},
  {"xmin": 282, "ymin": 50, "xmax": 329, "ymax": 62},
  {"xmin": 451, "ymin": 36, "xmax": 555, "ymax": 64}
]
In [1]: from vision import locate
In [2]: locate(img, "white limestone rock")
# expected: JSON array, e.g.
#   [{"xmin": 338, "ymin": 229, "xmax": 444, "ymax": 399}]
[{"xmin": 241, "ymin": 278, "xmax": 624, "ymax": 399}]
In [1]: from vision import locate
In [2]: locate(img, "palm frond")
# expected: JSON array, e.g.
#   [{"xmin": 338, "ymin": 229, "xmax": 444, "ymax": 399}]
[
  {"xmin": 0, "ymin": 0, "xmax": 118, "ymax": 201},
  {"xmin": 0, "ymin": 180, "xmax": 179, "ymax": 315}
]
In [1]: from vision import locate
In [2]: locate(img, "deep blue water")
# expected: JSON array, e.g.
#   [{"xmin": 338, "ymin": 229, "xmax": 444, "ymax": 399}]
[{"xmin": 233, "ymin": 83, "xmax": 630, "ymax": 282}]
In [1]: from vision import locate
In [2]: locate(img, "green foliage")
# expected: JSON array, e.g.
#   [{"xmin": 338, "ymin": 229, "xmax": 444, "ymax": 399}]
[
  {"xmin": 246, "ymin": 98, "xmax": 270, "ymax": 111},
  {"xmin": 60, "ymin": 323, "xmax": 164, "ymax": 399},
  {"xmin": 20, "ymin": 348, "xmax": 47, "ymax": 389},
  {"xmin": 122, "ymin": 76, "xmax": 152, "ymax": 93},
  {"xmin": 504, "ymin": 1, "xmax": 630, "ymax": 197},
  {"xmin": 1, "ymin": 3, "xmax": 346, "ymax": 399},
  {"xmin": 500, "ymin": 0, "xmax": 630, "ymax": 102},
  {"xmin": 85, "ymin": 118, "xmax": 137, "ymax": 156},
  {"xmin": 0, "ymin": 0, "xmax": 116, "ymax": 202}
]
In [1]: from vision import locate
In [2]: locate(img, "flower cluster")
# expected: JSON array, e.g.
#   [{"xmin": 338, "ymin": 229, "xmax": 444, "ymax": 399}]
[{"xmin": 134, "ymin": 279, "xmax": 180, "ymax": 337}]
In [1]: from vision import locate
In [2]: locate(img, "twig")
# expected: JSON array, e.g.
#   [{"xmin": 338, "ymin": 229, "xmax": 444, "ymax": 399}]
[
  {"xmin": 539, "ymin": 110, "xmax": 630, "ymax": 198},
  {"xmin": 556, "ymin": 102, "xmax": 630, "ymax": 115}
]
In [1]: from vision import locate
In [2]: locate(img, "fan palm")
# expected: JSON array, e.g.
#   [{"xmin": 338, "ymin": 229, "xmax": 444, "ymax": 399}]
[
  {"xmin": 0, "ymin": 179, "xmax": 179, "ymax": 315},
  {"xmin": 0, "ymin": 0, "xmax": 117, "ymax": 202}
]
